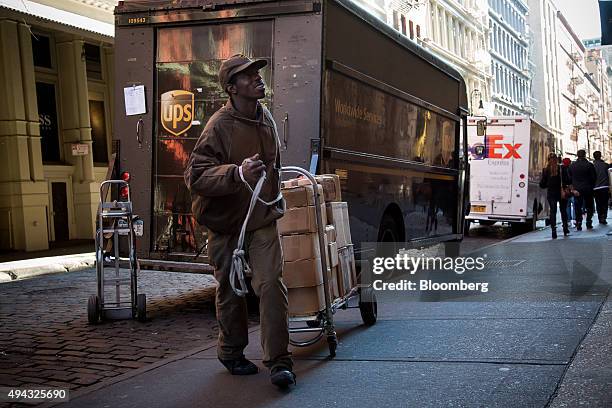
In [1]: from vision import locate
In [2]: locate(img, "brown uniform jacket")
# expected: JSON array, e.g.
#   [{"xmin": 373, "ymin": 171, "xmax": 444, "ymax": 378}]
[{"xmin": 184, "ymin": 100, "xmax": 283, "ymax": 234}]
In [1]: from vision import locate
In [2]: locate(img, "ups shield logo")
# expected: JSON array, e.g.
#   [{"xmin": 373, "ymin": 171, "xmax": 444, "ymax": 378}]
[{"xmin": 161, "ymin": 90, "xmax": 194, "ymax": 136}]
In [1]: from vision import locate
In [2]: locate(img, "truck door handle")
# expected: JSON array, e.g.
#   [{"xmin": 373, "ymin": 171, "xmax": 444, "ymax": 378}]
[
  {"xmin": 282, "ymin": 113, "xmax": 289, "ymax": 150},
  {"xmin": 136, "ymin": 118, "xmax": 144, "ymax": 147}
]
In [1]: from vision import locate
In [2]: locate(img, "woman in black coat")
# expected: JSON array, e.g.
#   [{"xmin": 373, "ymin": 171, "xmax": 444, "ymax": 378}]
[{"xmin": 540, "ymin": 153, "xmax": 572, "ymax": 238}]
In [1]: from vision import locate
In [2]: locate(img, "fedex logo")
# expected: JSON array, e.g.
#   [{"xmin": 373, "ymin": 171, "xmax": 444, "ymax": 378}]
[{"xmin": 486, "ymin": 135, "xmax": 522, "ymax": 159}]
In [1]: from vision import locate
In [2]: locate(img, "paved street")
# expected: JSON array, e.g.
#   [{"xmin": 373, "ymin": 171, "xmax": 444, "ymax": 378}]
[{"xmin": 0, "ymin": 270, "xmax": 226, "ymax": 393}]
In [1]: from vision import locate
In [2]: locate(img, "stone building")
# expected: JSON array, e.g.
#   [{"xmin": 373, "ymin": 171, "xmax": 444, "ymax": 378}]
[
  {"xmin": 0, "ymin": 0, "xmax": 115, "ymax": 251},
  {"xmin": 386, "ymin": 0, "xmax": 493, "ymax": 115},
  {"xmin": 487, "ymin": 0, "xmax": 532, "ymax": 116}
]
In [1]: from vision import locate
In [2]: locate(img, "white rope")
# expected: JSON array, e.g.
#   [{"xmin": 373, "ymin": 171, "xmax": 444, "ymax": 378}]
[{"xmin": 229, "ymin": 169, "xmax": 267, "ymax": 297}]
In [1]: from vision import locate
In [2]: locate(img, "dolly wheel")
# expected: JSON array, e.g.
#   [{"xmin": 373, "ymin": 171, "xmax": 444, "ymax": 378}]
[
  {"xmin": 137, "ymin": 294, "xmax": 147, "ymax": 322},
  {"xmin": 87, "ymin": 295, "xmax": 100, "ymax": 325},
  {"xmin": 359, "ymin": 287, "xmax": 378, "ymax": 326},
  {"xmin": 327, "ymin": 335, "xmax": 338, "ymax": 358}
]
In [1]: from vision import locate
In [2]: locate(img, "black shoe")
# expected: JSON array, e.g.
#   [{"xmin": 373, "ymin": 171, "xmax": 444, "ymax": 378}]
[
  {"xmin": 219, "ymin": 357, "xmax": 259, "ymax": 375},
  {"xmin": 551, "ymin": 229, "xmax": 557, "ymax": 239},
  {"xmin": 563, "ymin": 227, "xmax": 570, "ymax": 236},
  {"xmin": 586, "ymin": 223, "xmax": 593, "ymax": 230},
  {"xmin": 600, "ymin": 220, "xmax": 608, "ymax": 225},
  {"xmin": 270, "ymin": 366, "xmax": 296, "ymax": 388},
  {"xmin": 576, "ymin": 224, "xmax": 582, "ymax": 231}
]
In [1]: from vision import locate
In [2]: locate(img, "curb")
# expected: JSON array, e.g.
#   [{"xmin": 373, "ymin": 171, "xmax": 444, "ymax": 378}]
[{"xmin": 0, "ymin": 253, "xmax": 95, "ymax": 282}]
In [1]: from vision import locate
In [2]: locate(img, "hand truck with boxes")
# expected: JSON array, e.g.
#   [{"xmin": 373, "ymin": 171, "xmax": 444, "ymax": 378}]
[{"xmin": 279, "ymin": 167, "xmax": 377, "ymax": 357}]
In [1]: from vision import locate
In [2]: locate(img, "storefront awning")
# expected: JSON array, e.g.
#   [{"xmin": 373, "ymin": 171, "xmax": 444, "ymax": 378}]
[{"xmin": 0, "ymin": 0, "xmax": 114, "ymax": 38}]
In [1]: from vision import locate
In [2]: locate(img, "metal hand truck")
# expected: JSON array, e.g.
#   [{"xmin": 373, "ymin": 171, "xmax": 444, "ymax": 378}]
[
  {"xmin": 282, "ymin": 166, "xmax": 378, "ymax": 357},
  {"xmin": 87, "ymin": 180, "xmax": 146, "ymax": 324}
]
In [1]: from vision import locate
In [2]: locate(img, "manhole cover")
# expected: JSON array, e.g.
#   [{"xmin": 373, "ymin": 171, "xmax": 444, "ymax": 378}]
[{"xmin": 482, "ymin": 259, "xmax": 526, "ymax": 268}]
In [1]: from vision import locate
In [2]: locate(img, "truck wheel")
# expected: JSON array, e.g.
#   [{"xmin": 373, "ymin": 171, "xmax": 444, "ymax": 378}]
[{"xmin": 463, "ymin": 219, "xmax": 471, "ymax": 237}]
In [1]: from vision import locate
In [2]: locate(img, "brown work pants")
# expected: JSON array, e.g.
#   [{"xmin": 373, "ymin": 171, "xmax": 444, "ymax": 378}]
[{"xmin": 207, "ymin": 222, "xmax": 292, "ymax": 370}]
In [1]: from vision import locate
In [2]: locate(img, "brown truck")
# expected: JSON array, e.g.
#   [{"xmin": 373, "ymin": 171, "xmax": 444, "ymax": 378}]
[{"xmin": 113, "ymin": 0, "xmax": 470, "ymax": 271}]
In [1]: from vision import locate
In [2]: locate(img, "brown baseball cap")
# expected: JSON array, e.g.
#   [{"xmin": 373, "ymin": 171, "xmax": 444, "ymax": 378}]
[{"xmin": 219, "ymin": 54, "xmax": 267, "ymax": 92}]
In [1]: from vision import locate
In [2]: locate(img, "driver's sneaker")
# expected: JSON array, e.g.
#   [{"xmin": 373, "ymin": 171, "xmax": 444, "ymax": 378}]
[
  {"xmin": 218, "ymin": 356, "xmax": 259, "ymax": 375},
  {"xmin": 270, "ymin": 366, "xmax": 296, "ymax": 387}
]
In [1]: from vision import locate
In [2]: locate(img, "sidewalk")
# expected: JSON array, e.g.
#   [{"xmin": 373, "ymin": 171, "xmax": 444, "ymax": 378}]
[{"xmin": 48, "ymin": 222, "xmax": 611, "ymax": 408}]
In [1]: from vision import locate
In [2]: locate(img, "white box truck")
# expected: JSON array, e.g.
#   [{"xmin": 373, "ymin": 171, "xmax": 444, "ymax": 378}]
[{"xmin": 466, "ymin": 116, "xmax": 556, "ymax": 231}]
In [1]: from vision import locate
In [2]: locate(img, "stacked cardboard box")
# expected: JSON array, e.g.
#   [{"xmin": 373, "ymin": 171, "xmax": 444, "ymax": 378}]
[
  {"xmin": 280, "ymin": 180, "xmax": 326, "ymax": 316},
  {"xmin": 280, "ymin": 174, "xmax": 353, "ymax": 316}
]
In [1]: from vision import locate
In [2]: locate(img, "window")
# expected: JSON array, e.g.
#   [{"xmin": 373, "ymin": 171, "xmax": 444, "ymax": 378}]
[
  {"xmin": 36, "ymin": 82, "xmax": 60, "ymax": 162},
  {"xmin": 31, "ymin": 34, "xmax": 52, "ymax": 68},
  {"xmin": 89, "ymin": 100, "xmax": 108, "ymax": 164},
  {"xmin": 84, "ymin": 43, "xmax": 102, "ymax": 80}
]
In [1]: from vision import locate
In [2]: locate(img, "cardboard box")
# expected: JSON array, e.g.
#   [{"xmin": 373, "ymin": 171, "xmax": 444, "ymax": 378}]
[
  {"xmin": 281, "ymin": 177, "xmax": 312, "ymax": 188},
  {"xmin": 282, "ymin": 184, "xmax": 324, "ymax": 209},
  {"xmin": 328, "ymin": 266, "xmax": 340, "ymax": 299},
  {"xmin": 328, "ymin": 240, "xmax": 339, "ymax": 268},
  {"xmin": 315, "ymin": 174, "xmax": 342, "ymax": 202},
  {"xmin": 340, "ymin": 204, "xmax": 352, "ymax": 245},
  {"xmin": 325, "ymin": 225, "xmax": 336, "ymax": 243},
  {"xmin": 288, "ymin": 284, "xmax": 326, "ymax": 316},
  {"xmin": 278, "ymin": 204, "xmax": 327, "ymax": 235},
  {"xmin": 338, "ymin": 245, "xmax": 357, "ymax": 296},
  {"xmin": 281, "ymin": 233, "xmax": 321, "ymax": 262},
  {"xmin": 325, "ymin": 202, "xmax": 349, "ymax": 248},
  {"xmin": 283, "ymin": 257, "xmax": 323, "ymax": 288}
]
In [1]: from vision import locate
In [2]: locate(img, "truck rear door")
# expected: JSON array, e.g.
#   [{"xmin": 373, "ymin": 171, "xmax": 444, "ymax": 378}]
[
  {"xmin": 469, "ymin": 123, "xmax": 516, "ymax": 214},
  {"xmin": 153, "ymin": 22, "xmax": 275, "ymax": 254}
]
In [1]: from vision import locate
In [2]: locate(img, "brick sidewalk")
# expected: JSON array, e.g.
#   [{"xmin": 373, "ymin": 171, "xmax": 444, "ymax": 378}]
[{"xmin": 0, "ymin": 269, "xmax": 258, "ymax": 397}]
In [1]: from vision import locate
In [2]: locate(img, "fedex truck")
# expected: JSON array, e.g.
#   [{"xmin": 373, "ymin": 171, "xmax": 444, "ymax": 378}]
[{"xmin": 466, "ymin": 116, "xmax": 556, "ymax": 231}]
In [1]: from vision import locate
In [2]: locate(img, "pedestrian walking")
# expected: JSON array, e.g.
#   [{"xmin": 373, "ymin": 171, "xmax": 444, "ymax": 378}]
[
  {"xmin": 562, "ymin": 157, "xmax": 574, "ymax": 224},
  {"xmin": 540, "ymin": 153, "xmax": 571, "ymax": 238},
  {"xmin": 184, "ymin": 54, "xmax": 296, "ymax": 387},
  {"xmin": 592, "ymin": 151, "xmax": 610, "ymax": 225},
  {"xmin": 568, "ymin": 150, "xmax": 596, "ymax": 230}
]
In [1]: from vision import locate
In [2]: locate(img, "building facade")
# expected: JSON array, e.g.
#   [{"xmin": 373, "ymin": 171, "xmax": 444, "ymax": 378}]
[
  {"xmin": 584, "ymin": 41, "xmax": 612, "ymax": 161},
  {"xmin": 0, "ymin": 0, "xmax": 115, "ymax": 251},
  {"xmin": 557, "ymin": 12, "xmax": 609, "ymax": 160},
  {"xmin": 527, "ymin": 0, "xmax": 562, "ymax": 143},
  {"xmin": 386, "ymin": 0, "xmax": 493, "ymax": 115},
  {"xmin": 487, "ymin": 0, "xmax": 532, "ymax": 116},
  {"xmin": 584, "ymin": 47, "xmax": 612, "ymax": 160}
]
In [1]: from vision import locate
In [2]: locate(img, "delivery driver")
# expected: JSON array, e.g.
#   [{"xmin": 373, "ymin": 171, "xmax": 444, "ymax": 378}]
[{"xmin": 184, "ymin": 54, "xmax": 295, "ymax": 387}]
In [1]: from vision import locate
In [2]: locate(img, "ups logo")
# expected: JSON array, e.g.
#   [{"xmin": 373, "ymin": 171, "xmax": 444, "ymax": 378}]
[{"xmin": 161, "ymin": 90, "xmax": 194, "ymax": 136}]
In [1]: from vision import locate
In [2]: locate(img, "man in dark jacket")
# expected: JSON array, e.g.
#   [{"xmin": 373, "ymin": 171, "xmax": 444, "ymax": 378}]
[
  {"xmin": 569, "ymin": 150, "xmax": 596, "ymax": 230},
  {"xmin": 184, "ymin": 55, "xmax": 295, "ymax": 387},
  {"xmin": 592, "ymin": 151, "xmax": 610, "ymax": 224}
]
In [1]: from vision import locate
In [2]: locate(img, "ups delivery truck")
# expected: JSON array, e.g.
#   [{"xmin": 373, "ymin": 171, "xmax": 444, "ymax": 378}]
[{"xmin": 113, "ymin": 0, "xmax": 470, "ymax": 269}]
